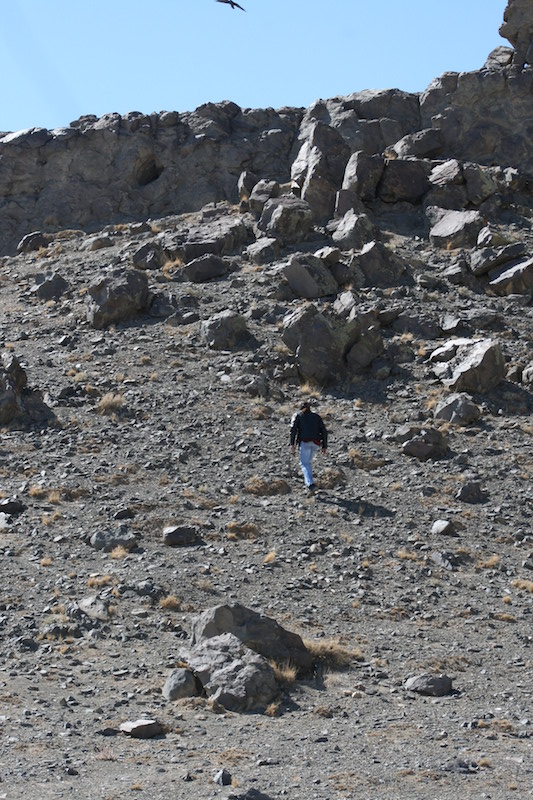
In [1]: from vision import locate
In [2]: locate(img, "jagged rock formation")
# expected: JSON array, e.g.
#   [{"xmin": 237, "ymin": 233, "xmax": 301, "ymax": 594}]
[{"xmin": 1, "ymin": 1, "xmax": 533, "ymax": 254}]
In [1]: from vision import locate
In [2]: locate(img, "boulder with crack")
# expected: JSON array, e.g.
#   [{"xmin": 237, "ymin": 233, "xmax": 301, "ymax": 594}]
[
  {"xmin": 190, "ymin": 602, "xmax": 313, "ymax": 673},
  {"xmin": 86, "ymin": 267, "xmax": 150, "ymax": 329},
  {"xmin": 430, "ymin": 338, "xmax": 505, "ymax": 392},
  {"xmin": 179, "ymin": 632, "xmax": 279, "ymax": 712},
  {"xmin": 201, "ymin": 310, "xmax": 250, "ymax": 350},
  {"xmin": 282, "ymin": 303, "xmax": 383, "ymax": 385}
]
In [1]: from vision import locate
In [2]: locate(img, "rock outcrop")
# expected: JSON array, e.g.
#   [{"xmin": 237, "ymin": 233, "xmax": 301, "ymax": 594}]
[{"xmin": 2, "ymin": 2, "xmax": 533, "ymax": 255}]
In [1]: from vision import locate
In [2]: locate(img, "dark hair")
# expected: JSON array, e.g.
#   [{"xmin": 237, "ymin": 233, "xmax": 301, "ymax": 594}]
[{"xmin": 300, "ymin": 401, "xmax": 311, "ymax": 411}]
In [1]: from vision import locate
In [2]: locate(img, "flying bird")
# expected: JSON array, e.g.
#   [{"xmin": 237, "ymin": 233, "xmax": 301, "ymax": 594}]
[{"xmin": 216, "ymin": 0, "xmax": 246, "ymax": 10}]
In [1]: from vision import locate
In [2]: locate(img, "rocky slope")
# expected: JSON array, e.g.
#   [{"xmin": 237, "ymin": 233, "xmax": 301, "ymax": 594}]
[{"xmin": 1, "ymin": 2, "xmax": 533, "ymax": 799}]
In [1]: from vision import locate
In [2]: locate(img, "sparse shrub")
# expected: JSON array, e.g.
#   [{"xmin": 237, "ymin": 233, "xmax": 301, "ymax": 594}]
[
  {"xmin": 96, "ymin": 393, "xmax": 124, "ymax": 415},
  {"xmin": 304, "ymin": 638, "xmax": 364, "ymax": 669},
  {"xmin": 319, "ymin": 467, "xmax": 346, "ymax": 489},
  {"xmin": 269, "ymin": 659, "xmax": 298, "ymax": 687},
  {"xmin": 397, "ymin": 548, "xmax": 418, "ymax": 562},
  {"xmin": 476, "ymin": 554, "xmax": 500, "ymax": 570},
  {"xmin": 88, "ymin": 575, "xmax": 113, "ymax": 589},
  {"xmin": 110, "ymin": 545, "xmax": 129, "ymax": 560},
  {"xmin": 348, "ymin": 449, "xmax": 388, "ymax": 471},
  {"xmin": 226, "ymin": 521, "xmax": 258, "ymax": 540},
  {"xmin": 512, "ymin": 578, "xmax": 533, "ymax": 593},
  {"xmin": 244, "ymin": 476, "xmax": 290, "ymax": 496},
  {"xmin": 159, "ymin": 595, "xmax": 182, "ymax": 611},
  {"xmin": 28, "ymin": 484, "xmax": 47, "ymax": 499},
  {"xmin": 41, "ymin": 512, "xmax": 61, "ymax": 526}
]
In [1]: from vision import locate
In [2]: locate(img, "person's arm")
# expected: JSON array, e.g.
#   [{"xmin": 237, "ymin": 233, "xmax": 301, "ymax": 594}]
[
  {"xmin": 319, "ymin": 419, "xmax": 327, "ymax": 451},
  {"xmin": 290, "ymin": 415, "xmax": 299, "ymax": 450}
]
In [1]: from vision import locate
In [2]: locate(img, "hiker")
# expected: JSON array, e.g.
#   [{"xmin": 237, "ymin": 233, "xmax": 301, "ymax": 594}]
[{"xmin": 290, "ymin": 401, "xmax": 327, "ymax": 493}]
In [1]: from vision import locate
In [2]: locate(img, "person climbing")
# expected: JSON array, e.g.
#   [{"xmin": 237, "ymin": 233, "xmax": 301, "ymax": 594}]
[{"xmin": 290, "ymin": 401, "xmax": 327, "ymax": 494}]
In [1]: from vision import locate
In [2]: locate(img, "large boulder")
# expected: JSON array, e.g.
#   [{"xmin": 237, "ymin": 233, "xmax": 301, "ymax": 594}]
[
  {"xmin": 258, "ymin": 196, "xmax": 313, "ymax": 245},
  {"xmin": 499, "ymin": 0, "xmax": 533, "ymax": 69},
  {"xmin": 350, "ymin": 240, "xmax": 406, "ymax": 288},
  {"xmin": 488, "ymin": 256, "xmax": 533, "ymax": 295},
  {"xmin": 430, "ymin": 338, "xmax": 506, "ymax": 392},
  {"xmin": 342, "ymin": 151, "xmax": 384, "ymax": 202},
  {"xmin": 201, "ymin": 310, "xmax": 250, "ymax": 350},
  {"xmin": 377, "ymin": 159, "xmax": 431, "ymax": 204},
  {"xmin": 162, "ymin": 668, "xmax": 201, "ymax": 701},
  {"xmin": 282, "ymin": 305, "xmax": 345, "ymax": 385},
  {"xmin": 331, "ymin": 209, "xmax": 376, "ymax": 250},
  {"xmin": 86, "ymin": 268, "xmax": 150, "ymax": 329},
  {"xmin": 434, "ymin": 393, "xmax": 481, "ymax": 425},
  {"xmin": 282, "ymin": 303, "xmax": 382, "ymax": 384},
  {"xmin": 291, "ymin": 121, "xmax": 351, "ymax": 223},
  {"xmin": 385, "ymin": 128, "xmax": 444, "ymax": 160},
  {"xmin": 282, "ymin": 253, "xmax": 338, "ymax": 298},
  {"xmin": 0, "ymin": 353, "xmax": 52, "ymax": 425},
  {"xmin": 429, "ymin": 209, "xmax": 485, "ymax": 249},
  {"xmin": 401, "ymin": 427, "xmax": 449, "ymax": 461},
  {"xmin": 0, "ymin": 354, "xmax": 27, "ymax": 423},
  {"xmin": 469, "ymin": 242, "xmax": 527, "ymax": 276},
  {"xmin": 190, "ymin": 603, "xmax": 313, "ymax": 673},
  {"xmin": 405, "ymin": 673, "xmax": 453, "ymax": 697},
  {"xmin": 179, "ymin": 253, "xmax": 230, "ymax": 283},
  {"xmin": 31, "ymin": 272, "xmax": 69, "ymax": 300},
  {"xmin": 248, "ymin": 180, "xmax": 280, "ymax": 214},
  {"xmin": 180, "ymin": 633, "xmax": 278, "ymax": 713}
]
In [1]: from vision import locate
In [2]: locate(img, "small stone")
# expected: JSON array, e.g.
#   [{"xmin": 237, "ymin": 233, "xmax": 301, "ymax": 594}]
[
  {"xmin": 120, "ymin": 719, "xmax": 163, "ymax": 739},
  {"xmin": 214, "ymin": 768, "xmax": 232, "ymax": 786},
  {"xmin": 431, "ymin": 520, "xmax": 456, "ymax": 536},
  {"xmin": 163, "ymin": 525, "xmax": 200, "ymax": 547},
  {"xmin": 405, "ymin": 673, "xmax": 453, "ymax": 697}
]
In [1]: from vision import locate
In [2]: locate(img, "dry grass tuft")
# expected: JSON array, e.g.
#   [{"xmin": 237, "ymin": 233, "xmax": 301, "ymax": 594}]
[
  {"xmin": 41, "ymin": 512, "xmax": 62, "ymax": 526},
  {"xmin": 348, "ymin": 449, "xmax": 388, "ymax": 471},
  {"xmin": 313, "ymin": 705, "xmax": 334, "ymax": 718},
  {"xmin": 492, "ymin": 611, "xmax": 516, "ymax": 623},
  {"xmin": 159, "ymin": 594, "xmax": 182, "ymax": 611},
  {"xmin": 226, "ymin": 521, "xmax": 258, "ymax": 540},
  {"xmin": 319, "ymin": 467, "xmax": 346, "ymax": 489},
  {"xmin": 40, "ymin": 556, "xmax": 53, "ymax": 567},
  {"xmin": 476, "ymin": 554, "xmax": 500, "ymax": 570},
  {"xmin": 110, "ymin": 545, "xmax": 129, "ymax": 560},
  {"xmin": 269, "ymin": 659, "xmax": 298, "ymax": 687},
  {"xmin": 264, "ymin": 701, "xmax": 281, "ymax": 717},
  {"xmin": 96, "ymin": 393, "xmax": 124, "ymax": 416},
  {"xmin": 397, "ymin": 548, "xmax": 418, "ymax": 562},
  {"xmin": 28, "ymin": 484, "xmax": 47, "ymax": 498},
  {"xmin": 512, "ymin": 578, "xmax": 533, "ymax": 593},
  {"xmin": 304, "ymin": 638, "xmax": 364, "ymax": 669},
  {"xmin": 250, "ymin": 404, "xmax": 273, "ymax": 420},
  {"xmin": 244, "ymin": 476, "xmax": 290, "ymax": 496},
  {"xmin": 87, "ymin": 575, "xmax": 113, "ymax": 589},
  {"xmin": 264, "ymin": 550, "xmax": 276, "ymax": 564}
]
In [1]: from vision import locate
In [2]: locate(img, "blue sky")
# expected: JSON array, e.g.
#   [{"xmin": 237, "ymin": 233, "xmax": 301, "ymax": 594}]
[{"xmin": 2, "ymin": 0, "xmax": 506, "ymax": 133}]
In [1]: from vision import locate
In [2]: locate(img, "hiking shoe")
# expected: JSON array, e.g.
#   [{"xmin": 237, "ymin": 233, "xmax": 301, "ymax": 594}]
[{"xmin": 307, "ymin": 484, "xmax": 316, "ymax": 494}]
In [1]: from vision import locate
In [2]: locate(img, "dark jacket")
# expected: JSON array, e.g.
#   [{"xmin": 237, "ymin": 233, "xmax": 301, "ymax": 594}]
[{"xmin": 290, "ymin": 410, "xmax": 327, "ymax": 448}]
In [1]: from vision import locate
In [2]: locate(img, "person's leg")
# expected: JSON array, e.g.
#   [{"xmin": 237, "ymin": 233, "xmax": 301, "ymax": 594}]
[{"xmin": 299, "ymin": 441, "xmax": 318, "ymax": 487}]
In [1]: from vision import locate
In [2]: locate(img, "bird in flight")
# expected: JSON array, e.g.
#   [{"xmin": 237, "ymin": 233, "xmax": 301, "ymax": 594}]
[{"xmin": 216, "ymin": 0, "xmax": 246, "ymax": 10}]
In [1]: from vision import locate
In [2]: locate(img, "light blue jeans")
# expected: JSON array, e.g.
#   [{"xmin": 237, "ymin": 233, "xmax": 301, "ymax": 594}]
[{"xmin": 299, "ymin": 441, "xmax": 319, "ymax": 487}]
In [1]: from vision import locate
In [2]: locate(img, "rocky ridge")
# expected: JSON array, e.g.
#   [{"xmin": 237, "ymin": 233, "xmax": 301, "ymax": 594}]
[{"xmin": 1, "ymin": 2, "xmax": 533, "ymax": 799}]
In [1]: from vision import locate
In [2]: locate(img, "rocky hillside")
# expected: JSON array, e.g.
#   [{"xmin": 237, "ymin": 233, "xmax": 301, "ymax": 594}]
[{"xmin": 1, "ymin": 2, "xmax": 533, "ymax": 799}]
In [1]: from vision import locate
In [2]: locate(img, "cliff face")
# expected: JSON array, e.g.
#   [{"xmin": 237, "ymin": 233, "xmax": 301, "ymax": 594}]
[{"xmin": 0, "ymin": 2, "xmax": 532, "ymax": 254}]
